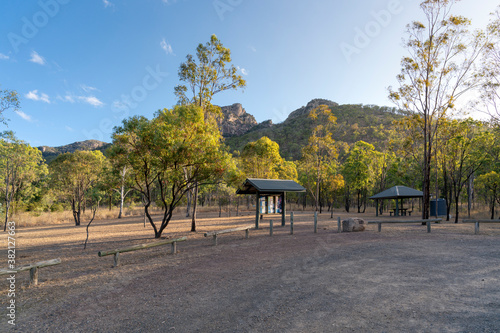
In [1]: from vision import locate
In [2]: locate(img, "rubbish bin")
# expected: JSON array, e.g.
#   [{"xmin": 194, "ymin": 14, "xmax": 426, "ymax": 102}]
[{"xmin": 431, "ymin": 199, "xmax": 447, "ymax": 216}]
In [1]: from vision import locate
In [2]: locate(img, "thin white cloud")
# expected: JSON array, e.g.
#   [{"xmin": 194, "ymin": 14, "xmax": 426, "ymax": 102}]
[
  {"xmin": 61, "ymin": 93, "xmax": 104, "ymax": 107},
  {"xmin": 25, "ymin": 90, "xmax": 50, "ymax": 103},
  {"xmin": 65, "ymin": 126, "xmax": 74, "ymax": 132},
  {"xmin": 237, "ymin": 66, "xmax": 248, "ymax": 75},
  {"xmin": 112, "ymin": 100, "xmax": 128, "ymax": 111},
  {"xmin": 249, "ymin": 46, "xmax": 257, "ymax": 53},
  {"xmin": 160, "ymin": 39, "xmax": 174, "ymax": 55},
  {"xmin": 29, "ymin": 51, "xmax": 46, "ymax": 65},
  {"xmin": 81, "ymin": 84, "xmax": 98, "ymax": 93},
  {"xmin": 64, "ymin": 95, "xmax": 75, "ymax": 103},
  {"xmin": 78, "ymin": 96, "xmax": 104, "ymax": 107},
  {"xmin": 103, "ymin": 0, "xmax": 114, "ymax": 8},
  {"xmin": 0, "ymin": 53, "xmax": 9, "ymax": 60},
  {"xmin": 15, "ymin": 110, "xmax": 32, "ymax": 122}
]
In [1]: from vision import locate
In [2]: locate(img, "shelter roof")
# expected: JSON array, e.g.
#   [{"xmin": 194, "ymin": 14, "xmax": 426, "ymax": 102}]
[
  {"xmin": 369, "ymin": 186, "xmax": 423, "ymax": 200},
  {"xmin": 236, "ymin": 178, "xmax": 306, "ymax": 195}
]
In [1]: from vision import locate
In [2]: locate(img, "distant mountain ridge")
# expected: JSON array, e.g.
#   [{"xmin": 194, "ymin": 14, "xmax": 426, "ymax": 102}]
[
  {"xmin": 38, "ymin": 99, "xmax": 405, "ymax": 163},
  {"xmin": 38, "ymin": 140, "xmax": 111, "ymax": 163}
]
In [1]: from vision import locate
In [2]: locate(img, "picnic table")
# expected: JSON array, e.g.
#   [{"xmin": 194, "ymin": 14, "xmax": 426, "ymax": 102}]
[{"xmin": 391, "ymin": 208, "xmax": 408, "ymax": 216}]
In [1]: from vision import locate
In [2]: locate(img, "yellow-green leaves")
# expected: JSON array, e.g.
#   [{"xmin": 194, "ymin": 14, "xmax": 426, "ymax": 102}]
[
  {"xmin": 175, "ymin": 35, "xmax": 246, "ymax": 113},
  {"xmin": 240, "ymin": 136, "xmax": 296, "ymax": 180}
]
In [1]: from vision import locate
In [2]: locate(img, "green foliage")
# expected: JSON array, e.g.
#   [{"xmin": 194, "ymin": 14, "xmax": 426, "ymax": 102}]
[
  {"xmin": 239, "ymin": 136, "xmax": 297, "ymax": 180},
  {"xmin": 342, "ymin": 141, "xmax": 380, "ymax": 213},
  {"xmin": 225, "ymin": 102, "xmax": 405, "ymax": 160},
  {"xmin": 49, "ymin": 150, "xmax": 107, "ymax": 225},
  {"xmin": 481, "ymin": 6, "xmax": 500, "ymax": 123},
  {"xmin": 388, "ymin": 0, "xmax": 488, "ymax": 218},
  {"xmin": 112, "ymin": 104, "xmax": 231, "ymax": 238},
  {"xmin": 0, "ymin": 132, "xmax": 47, "ymax": 228},
  {"xmin": 0, "ymin": 87, "xmax": 20, "ymax": 125},
  {"xmin": 175, "ymin": 34, "xmax": 246, "ymax": 112}
]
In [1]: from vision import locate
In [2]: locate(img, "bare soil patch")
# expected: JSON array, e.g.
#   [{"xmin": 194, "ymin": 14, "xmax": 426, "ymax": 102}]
[{"xmin": 2, "ymin": 211, "xmax": 500, "ymax": 332}]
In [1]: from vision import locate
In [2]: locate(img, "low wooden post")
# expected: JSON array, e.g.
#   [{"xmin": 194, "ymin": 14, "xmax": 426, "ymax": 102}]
[
  {"xmin": 337, "ymin": 217, "xmax": 341, "ymax": 233},
  {"xmin": 245, "ymin": 229, "xmax": 249, "ymax": 239},
  {"xmin": 475, "ymin": 222, "xmax": 479, "ymax": 235},
  {"xmin": 290, "ymin": 212, "xmax": 294, "ymax": 235},
  {"xmin": 29, "ymin": 267, "xmax": 38, "ymax": 286},
  {"xmin": 270, "ymin": 220, "xmax": 273, "ymax": 236},
  {"xmin": 378, "ymin": 222, "xmax": 382, "ymax": 232},
  {"xmin": 171, "ymin": 242, "xmax": 177, "ymax": 254},
  {"xmin": 314, "ymin": 212, "xmax": 318, "ymax": 233},
  {"xmin": 213, "ymin": 235, "xmax": 218, "ymax": 246},
  {"xmin": 427, "ymin": 220, "xmax": 431, "ymax": 233},
  {"xmin": 113, "ymin": 252, "xmax": 120, "ymax": 267}
]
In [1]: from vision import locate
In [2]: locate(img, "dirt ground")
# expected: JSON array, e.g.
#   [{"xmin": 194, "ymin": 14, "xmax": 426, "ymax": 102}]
[{"xmin": 1, "ymin": 210, "xmax": 500, "ymax": 332}]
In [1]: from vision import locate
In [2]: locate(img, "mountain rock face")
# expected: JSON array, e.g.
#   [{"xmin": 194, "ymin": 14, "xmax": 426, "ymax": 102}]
[{"xmin": 218, "ymin": 103, "xmax": 258, "ymax": 137}]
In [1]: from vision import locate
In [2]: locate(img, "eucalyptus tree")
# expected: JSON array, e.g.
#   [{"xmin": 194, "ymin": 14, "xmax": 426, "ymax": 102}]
[
  {"xmin": 299, "ymin": 105, "xmax": 339, "ymax": 212},
  {"xmin": 240, "ymin": 136, "xmax": 295, "ymax": 180},
  {"xmin": 481, "ymin": 6, "xmax": 500, "ymax": 123},
  {"xmin": 341, "ymin": 141, "xmax": 379, "ymax": 213},
  {"xmin": 388, "ymin": 0, "xmax": 488, "ymax": 219},
  {"xmin": 174, "ymin": 34, "xmax": 246, "ymax": 226},
  {"xmin": 0, "ymin": 132, "xmax": 46, "ymax": 230},
  {"xmin": 49, "ymin": 150, "xmax": 106, "ymax": 226},
  {"xmin": 475, "ymin": 171, "xmax": 500, "ymax": 219},
  {"xmin": 0, "ymin": 87, "xmax": 19, "ymax": 125},
  {"xmin": 440, "ymin": 119, "xmax": 492, "ymax": 222},
  {"xmin": 112, "ymin": 104, "xmax": 231, "ymax": 238},
  {"xmin": 175, "ymin": 34, "xmax": 246, "ymax": 112}
]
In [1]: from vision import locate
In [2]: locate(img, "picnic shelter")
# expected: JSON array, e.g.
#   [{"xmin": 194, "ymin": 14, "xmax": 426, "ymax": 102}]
[{"xmin": 369, "ymin": 186, "xmax": 423, "ymax": 217}]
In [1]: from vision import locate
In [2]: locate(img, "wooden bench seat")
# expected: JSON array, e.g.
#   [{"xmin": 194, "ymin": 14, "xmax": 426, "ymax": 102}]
[
  {"xmin": 98, "ymin": 236, "xmax": 187, "ymax": 267},
  {"xmin": 204, "ymin": 225, "xmax": 253, "ymax": 246},
  {"xmin": 462, "ymin": 219, "xmax": 500, "ymax": 235}
]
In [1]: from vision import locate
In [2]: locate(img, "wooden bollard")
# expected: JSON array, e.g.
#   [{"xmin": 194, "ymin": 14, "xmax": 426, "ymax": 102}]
[
  {"xmin": 314, "ymin": 211, "xmax": 318, "ymax": 233},
  {"xmin": 337, "ymin": 216, "xmax": 341, "ymax": 233},
  {"xmin": 427, "ymin": 220, "xmax": 431, "ymax": 233},
  {"xmin": 290, "ymin": 212, "xmax": 294, "ymax": 235},
  {"xmin": 270, "ymin": 220, "xmax": 273, "ymax": 236},
  {"xmin": 29, "ymin": 267, "xmax": 39, "ymax": 286}
]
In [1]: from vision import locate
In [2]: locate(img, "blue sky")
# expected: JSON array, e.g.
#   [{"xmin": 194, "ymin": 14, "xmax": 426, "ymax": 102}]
[{"xmin": 0, "ymin": 0, "xmax": 498, "ymax": 147}]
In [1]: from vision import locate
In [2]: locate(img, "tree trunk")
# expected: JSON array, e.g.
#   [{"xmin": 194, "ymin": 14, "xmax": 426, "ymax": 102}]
[
  {"xmin": 185, "ymin": 189, "xmax": 191, "ymax": 217},
  {"xmin": 490, "ymin": 194, "xmax": 495, "ymax": 220},
  {"xmin": 191, "ymin": 184, "xmax": 198, "ymax": 232},
  {"xmin": 118, "ymin": 185, "xmax": 125, "ymax": 219}
]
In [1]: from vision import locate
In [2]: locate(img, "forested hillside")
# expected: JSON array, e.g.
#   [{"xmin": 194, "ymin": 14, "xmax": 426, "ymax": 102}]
[
  {"xmin": 37, "ymin": 99, "xmax": 406, "ymax": 163},
  {"xmin": 225, "ymin": 99, "xmax": 408, "ymax": 160}
]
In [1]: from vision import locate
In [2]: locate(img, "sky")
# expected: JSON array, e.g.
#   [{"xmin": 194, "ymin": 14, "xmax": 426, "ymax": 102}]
[{"xmin": 0, "ymin": 0, "xmax": 498, "ymax": 147}]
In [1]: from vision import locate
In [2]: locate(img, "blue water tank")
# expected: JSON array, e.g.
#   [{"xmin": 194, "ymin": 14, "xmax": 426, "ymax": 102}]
[{"xmin": 430, "ymin": 199, "xmax": 447, "ymax": 216}]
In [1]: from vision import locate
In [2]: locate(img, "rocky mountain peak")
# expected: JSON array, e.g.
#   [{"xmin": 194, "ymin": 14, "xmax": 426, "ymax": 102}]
[
  {"xmin": 286, "ymin": 99, "xmax": 338, "ymax": 120},
  {"xmin": 218, "ymin": 103, "xmax": 258, "ymax": 137}
]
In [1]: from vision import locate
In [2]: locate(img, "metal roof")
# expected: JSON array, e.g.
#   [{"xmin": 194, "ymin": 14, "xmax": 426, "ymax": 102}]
[
  {"xmin": 236, "ymin": 178, "xmax": 306, "ymax": 195},
  {"xmin": 369, "ymin": 186, "xmax": 423, "ymax": 200}
]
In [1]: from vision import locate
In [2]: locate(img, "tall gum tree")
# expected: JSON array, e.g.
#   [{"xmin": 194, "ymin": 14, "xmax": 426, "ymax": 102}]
[
  {"xmin": 388, "ymin": 0, "xmax": 488, "ymax": 219},
  {"xmin": 299, "ymin": 105, "xmax": 338, "ymax": 212},
  {"xmin": 481, "ymin": 6, "xmax": 500, "ymax": 122},
  {"xmin": 174, "ymin": 34, "xmax": 246, "ymax": 230}
]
